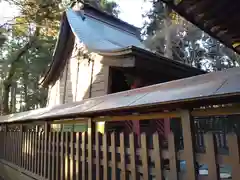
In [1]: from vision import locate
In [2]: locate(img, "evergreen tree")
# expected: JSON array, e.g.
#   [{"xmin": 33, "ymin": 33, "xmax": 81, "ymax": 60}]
[
  {"xmin": 143, "ymin": 1, "xmax": 240, "ymax": 71},
  {"xmin": 0, "ymin": 0, "xmax": 119, "ymax": 114}
]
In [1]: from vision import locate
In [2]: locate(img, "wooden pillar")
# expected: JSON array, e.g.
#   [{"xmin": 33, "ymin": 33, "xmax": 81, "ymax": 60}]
[
  {"xmin": 163, "ymin": 109, "xmax": 171, "ymax": 139},
  {"xmin": 131, "ymin": 78, "xmax": 142, "ymax": 143},
  {"xmin": 181, "ymin": 110, "xmax": 197, "ymax": 180}
]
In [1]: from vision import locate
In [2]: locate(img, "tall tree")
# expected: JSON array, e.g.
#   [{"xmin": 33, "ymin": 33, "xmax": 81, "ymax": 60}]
[
  {"xmin": 0, "ymin": 0, "xmax": 120, "ymax": 114},
  {"xmin": 0, "ymin": 0, "xmax": 61, "ymax": 114},
  {"xmin": 143, "ymin": 1, "xmax": 240, "ymax": 71}
]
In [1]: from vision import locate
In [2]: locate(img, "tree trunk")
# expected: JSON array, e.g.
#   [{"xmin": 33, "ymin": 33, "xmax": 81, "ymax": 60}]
[
  {"xmin": 10, "ymin": 82, "xmax": 17, "ymax": 113},
  {"xmin": 23, "ymin": 79, "xmax": 29, "ymax": 111},
  {"xmin": 164, "ymin": 4, "xmax": 173, "ymax": 59},
  {"xmin": 1, "ymin": 27, "xmax": 39, "ymax": 114},
  {"xmin": 2, "ymin": 81, "xmax": 11, "ymax": 115}
]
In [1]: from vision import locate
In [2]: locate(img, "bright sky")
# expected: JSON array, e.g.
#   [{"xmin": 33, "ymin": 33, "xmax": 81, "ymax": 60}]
[
  {"xmin": 0, "ymin": 0, "xmax": 152, "ymax": 27},
  {"xmin": 114, "ymin": 0, "xmax": 152, "ymax": 27}
]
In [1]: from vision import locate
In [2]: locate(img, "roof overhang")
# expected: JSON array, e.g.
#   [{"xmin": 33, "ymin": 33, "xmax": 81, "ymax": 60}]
[
  {"xmin": 161, "ymin": 0, "xmax": 240, "ymax": 54},
  {"xmin": 1, "ymin": 67, "xmax": 240, "ymax": 123},
  {"xmin": 98, "ymin": 46, "xmax": 205, "ymax": 77}
]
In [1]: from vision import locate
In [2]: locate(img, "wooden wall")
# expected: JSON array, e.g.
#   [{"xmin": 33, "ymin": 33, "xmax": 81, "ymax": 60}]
[{"xmin": 47, "ymin": 40, "xmax": 110, "ymax": 107}]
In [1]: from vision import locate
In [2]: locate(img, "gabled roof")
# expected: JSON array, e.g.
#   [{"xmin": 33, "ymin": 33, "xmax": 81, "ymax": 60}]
[
  {"xmin": 66, "ymin": 8, "xmax": 145, "ymax": 51},
  {"xmin": 161, "ymin": 0, "xmax": 240, "ymax": 54},
  {"xmin": 2, "ymin": 67, "xmax": 240, "ymax": 123},
  {"xmin": 40, "ymin": 2, "xmax": 204, "ymax": 87}
]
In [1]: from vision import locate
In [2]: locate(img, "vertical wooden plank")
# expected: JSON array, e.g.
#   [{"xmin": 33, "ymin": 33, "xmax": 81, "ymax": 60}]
[
  {"xmin": 27, "ymin": 131, "xmax": 31, "ymax": 170},
  {"xmin": 29, "ymin": 131, "xmax": 33, "ymax": 171},
  {"xmin": 88, "ymin": 119, "xmax": 93, "ymax": 180},
  {"xmin": 70, "ymin": 132, "xmax": 74, "ymax": 180},
  {"xmin": 12, "ymin": 131, "xmax": 14, "ymax": 164},
  {"xmin": 129, "ymin": 133, "xmax": 137, "ymax": 180},
  {"xmin": 7, "ymin": 130, "xmax": 9, "ymax": 161},
  {"xmin": 103, "ymin": 133, "xmax": 108, "ymax": 180},
  {"xmin": 16, "ymin": 131, "xmax": 19, "ymax": 165},
  {"xmin": 141, "ymin": 133, "xmax": 149, "ymax": 180},
  {"xmin": 48, "ymin": 131, "xmax": 52, "ymax": 179},
  {"xmin": 14, "ymin": 131, "xmax": 17, "ymax": 164},
  {"xmin": 32, "ymin": 131, "xmax": 36, "ymax": 172},
  {"xmin": 5, "ymin": 130, "xmax": 8, "ymax": 161},
  {"xmin": 24, "ymin": 132, "xmax": 27, "ymax": 169},
  {"xmin": 44, "ymin": 122, "xmax": 49, "ymax": 178},
  {"xmin": 0, "ymin": 129, "xmax": 3, "ymax": 159},
  {"xmin": 19, "ymin": 125, "xmax": 23, "ymax": 168},
  {"xmin": 204, "ymin": 133, "xmax": 220, "ymax": 180},
  {"xmin": 15, "ymin": 131, "xmax": 18, "ymax": 165},
  {"xmin": 37, "ymin": 129, "xmax": 41, "ymax": 175},
  {"xmin": 168, "ymin": 132, "xmax": 178, "ymax": 180},
  {"xmin": 21, "ymin": 131, "xmax": 23, "ymax": 167},
  {"xmin": 7, "ymin": 131, "xmax": 10, "ymax": 162},
  {"xmin": 65, "ymin": 132, "xmax": 69, "ymax": 180},
  {"xmin": 227, "ymin": 133, "xmax": 240, "ymax": 180},
  {"xmin": 95, "ymin": 132, "xmax": 100, "ymax": 180},
  {"xmin": 24, "ymin": 131, "xmax": 27, "ymax": 168},
  {"xmin": 12, "ymin": 131, "xmax": 14, "ymax": 163},
  {"xmin": 81, "ymin": 132, "xmax": 86, "ymax": 180},
  {"xmin": 15, "ymin": 131, "xmax": 20, "ymax": 167},
  {"xmin": 56, "ymin": 132, "xmax": 60, "ymax": 180},
  {"xmin": 181, "ymin": 110, "xmax": 197, "ymax": 180},
  {"xmin": 111, "ymin": 132, "xmax": 117, "ymax": 180},
  {"xmin": 120, "ymin": 133, "xmax": 126, "ymax": 180},
  {"xmin": 7, "ymin": 131, "xmax": 10, "ymax": 161},
  {"xmin": 60, "ymin": 131, "xmax": 64, "ymax": 180},
  {"xmin": 152, "ymin": 133, "xmax": 163, "ymax": 180},
  {"xmin": 0, "ymin": 129, "xmax": 2, "ymax": 159},
  {"xmin": 4, "ymin": 125, "xmax": 8, "ymax": 161},
  {"xmin": 10, "ymin": 131, "xmax": 13, "ymax": 162},
  {"xmin": 76, "ymin": 132, "xmax": 80, "ymax": 180},
  {"xmin": 9, "ymin": 131, "xmax": 12, "ymax": 162},
  {"xmin": 11, "ymin": 131, "xmax": 14, "ymax": 164},
  {"xmin": 52, "ymin": 132, "xmax": 56, "ymax": 180},
  {"xmin": 41, "ymin": 129, "xmax": 44, "ymax": 176},
  {"xmin": 13, "ymin": 131, "xmax": 15, "ymax": 163}
]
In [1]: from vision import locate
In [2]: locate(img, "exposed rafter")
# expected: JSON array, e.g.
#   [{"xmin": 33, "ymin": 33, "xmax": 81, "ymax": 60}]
[{"xmin": 161, "ymin": 0, "xmax": 240, "ymax": 54}]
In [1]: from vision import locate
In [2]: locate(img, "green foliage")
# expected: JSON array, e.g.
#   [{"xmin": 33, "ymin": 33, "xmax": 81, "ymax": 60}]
[
  {"xmin": 12, "ymin": 17, "xmax": 29, "ymax": 36},
  {"xmin": 143, "ymin": 1, "xmax": 240, "ymax": 71},
  {"xmin": 100, "ymin": 0, "xmax": 119, "ymax": 17},
  {"xmin": 0, "ymin": 0, "xmax": 120, "ymax": 114},
  {"xmin": 0, "ymin": 0, "xmax": 62, "ymax": 114}
]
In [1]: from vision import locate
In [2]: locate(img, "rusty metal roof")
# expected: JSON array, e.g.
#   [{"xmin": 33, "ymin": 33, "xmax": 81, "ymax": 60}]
[
  {"xmin": 1, "ymin": 67, "xmax": 240, "ymax": 123},
  {"xmin": 161, "ymin": 0, "xmax": 240, "ymax": 54}
]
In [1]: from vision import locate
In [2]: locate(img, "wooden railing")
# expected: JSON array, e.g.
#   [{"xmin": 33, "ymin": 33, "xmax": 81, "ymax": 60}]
[{"xmin": 0, "ymin": 108, "xmax": 240, "ymax": 180}]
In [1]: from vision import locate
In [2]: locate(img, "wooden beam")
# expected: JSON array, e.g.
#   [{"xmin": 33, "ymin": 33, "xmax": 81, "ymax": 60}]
[
  {"xmin": 191, "ymin": 106, "xmax": 240, "ymax": 117},
  {"xmin": 101, "ymin": 56, "xmax": 135, "ymax": 67},
  {"xmin": 93, "ymin": 106, "xmax": 240, "ymax": 122},
  {"xmin": 93, "ymin": 111, "xmax": 181, "ymax": 122},
  {"xmin": 51, "ymin": 118, "xmax": 88, "ymax": 124}
]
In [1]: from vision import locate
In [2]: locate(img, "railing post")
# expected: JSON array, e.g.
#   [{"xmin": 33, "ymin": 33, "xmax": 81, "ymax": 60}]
[
  {"xmin": 0, "ymin": 124, "xmax": 4, "ymax": 159},
  {"xmin": 181, "ymin": 110, "xmax": 197, "ymax": 180},
  {"xmin": 88, "ymin": 118, "xmax": 93, "ymax": 180},
  {"xmin": 4, "ymin": 124, "xmax": 8, "ymax": 160},
  {"xmin": 19, "ymin": 125, "xmax": 23, "ymax": 167},
  {"xmin": 43, "ymin": 122, "xmax": 50, "ymax": 178}
]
